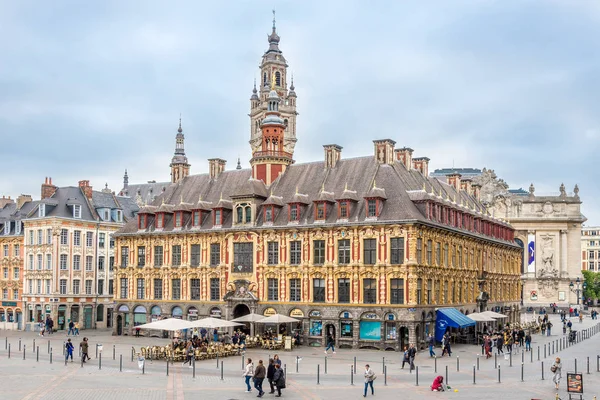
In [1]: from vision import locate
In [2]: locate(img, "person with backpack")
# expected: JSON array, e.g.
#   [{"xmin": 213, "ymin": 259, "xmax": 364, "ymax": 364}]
[
  {"xmin": 272, "ymin": 363, "xmax": 285, "ymax": 397},
  {"xmin": 65, "ymin": 338, "xmax": 74, "ymax": 362},
  {"xmin": 363, "ymin": 364, "xmax": 375, "ymax": 397}
]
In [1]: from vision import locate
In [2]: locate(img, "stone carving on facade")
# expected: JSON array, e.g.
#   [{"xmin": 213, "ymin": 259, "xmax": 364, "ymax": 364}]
[
  {"xmin": 473, "ymin": 168, "xmax": 509, "ymax": 207},
  {"xmin": 224, "ymin": 279, "xmax": 258, "ymax": 301},
  {"xmin": 538, "ymin": 235, "xmax": 556, "ymax": 276}
]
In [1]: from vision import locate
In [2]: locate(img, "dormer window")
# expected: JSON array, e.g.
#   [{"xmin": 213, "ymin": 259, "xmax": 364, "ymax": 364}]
[
  {"xmin": 73, "ymin": 205, "xmax": 81, "ymax": 219},
  {"xmin": 367, "ymin": 199, "xmax": 377, "ymax": 217},
  {"xmin": 15, "ymin": 222, "xmax": 21, "ymax": 235},
  {"xmin": 264, "ymin": 206, "xmax": 273, "ymax": 223},
  {"xmin": 3, "ymin": 223, "xmax": 9, "ymax": 235},
  {"xmin": 235, "ymin": 203, "xmax": 252, "ymax": 224},
  {"xmin": 156, "ymin": 213, "xmax": 164, "ymax": 229},
  {"xmin": 315, "ymin": 203, "xmax": 326, "ymax": 221},
  {"xmin": 138, "ymin": 214, "xmax": 147, "ymax": 230},
  {"xmin": 289, "ymin": 204, "xmax": 300, "ymax": 222},
  {"xmin": 214, "ymin": 209, "xmax": 222, "ymax": 226},
  {"xmin": 39, "ymin": 204, "xmax": 46, "ymax": 217},
  {"xmin": 339, "ymin": 201, "xmax": 349, "ymax": 218},
  {"xmin": 102, "ymin": 209, "xmax": 110, "ymax": 221},
  {"xmin": 192, "ymin": 211, "xmax": 201, "ymax": 227},
  {"xmin": 174, "ymin": 212, "xmax": 182, "ymax": 228},
  {"xmin": 115, "ymin": 210, "xmax": 123, "ymax": 222}
]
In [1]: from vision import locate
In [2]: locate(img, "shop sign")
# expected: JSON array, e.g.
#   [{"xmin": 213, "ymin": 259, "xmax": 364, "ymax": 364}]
[
  {"xmin": 363, "ymin": 313, "xmax": 379, "ymax": 320},
  {"xmin": 289, "ymin": 309, "xmax": 304, "ymax": 318},
  {"xmin": 309, "ymin": 310, "xmax": 321, "ymax": 318},
  {"xmin": 341, "ymin": 319, "xmax": 353, "ymax": 324},
  {"xmin": 567, "ymin": 373, "xmax": 583, "ymax": 394},
  {"xmin": 530, "ymin": 290, "xmax": 538, "ymax": 301},
  {"xmin": 2, "ymin": 302, "xmax": 17, "ymax": 307},
  {"xmin": 263, "ymin": 307, "xmax": 277, "ymax": 316},
  {"xmin": 387, "ymin": 313, "xmax": 395, "ymax": 321},
  {"xmin": 210, "ymin": 307, "xmax": 221, "ymax": 317}
]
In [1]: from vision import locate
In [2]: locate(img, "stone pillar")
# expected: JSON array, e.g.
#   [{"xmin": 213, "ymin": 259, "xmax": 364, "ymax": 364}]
[
  {"xmin": 560, "ymin": 230, "xmax": 567, "ymax": 277},
  {"xmin": 408, "ymin": 323, "xmax": 417, "ymax": 345}
]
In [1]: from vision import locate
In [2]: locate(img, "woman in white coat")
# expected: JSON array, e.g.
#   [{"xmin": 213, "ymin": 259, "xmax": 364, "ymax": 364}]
[{"xmin": 243, "ymin": 358, "xmax": 254, "ymax": 392}]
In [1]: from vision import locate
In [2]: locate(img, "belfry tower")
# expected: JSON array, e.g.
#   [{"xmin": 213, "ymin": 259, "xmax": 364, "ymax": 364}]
[
  {"xmin": 249, "ymin": 11, "xmax": 297, "ymax": 158},
  {"xmin": 170, "ymin": 117, "xmax": 190, "ymax": 183},
  {"xmin": 250, "ymin": 75, "xmax": 294, "ymax": 185}
]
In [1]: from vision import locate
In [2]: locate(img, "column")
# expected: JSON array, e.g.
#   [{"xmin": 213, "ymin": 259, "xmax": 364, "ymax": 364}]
[{"xmin": 560, "ymin": 230, "xmax": 567, "ymax": 277}]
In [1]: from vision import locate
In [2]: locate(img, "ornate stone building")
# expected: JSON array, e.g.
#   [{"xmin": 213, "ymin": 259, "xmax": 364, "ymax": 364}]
[
  {"xmin": 581, "ymin": 227, "xmax": 600, "ymax": 272},
  {"xmin": 472, "ymin": 169, "xmax": 585, "ymax": 308},
  {"xmin": 19, "ymin": 178, "xmax": 138, "ymax": 331},
  {"xmin": 113, "ymin": 18, "xmax": 521, "ymax": 350}
]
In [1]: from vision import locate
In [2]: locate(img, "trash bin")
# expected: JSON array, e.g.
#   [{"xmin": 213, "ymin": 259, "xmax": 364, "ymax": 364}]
[{"xmin": 138, "ymin": 356, "xmax": 145, "ymax": 370}]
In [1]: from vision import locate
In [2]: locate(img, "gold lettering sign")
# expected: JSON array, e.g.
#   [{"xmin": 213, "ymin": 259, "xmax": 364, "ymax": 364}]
[
  {"xmin": 263, "ymin": 307, "xmax": 277, "ymax": 316},
  {"xmin": 289, "ymin": 309, "xmax": 304, "ymax": 318}
]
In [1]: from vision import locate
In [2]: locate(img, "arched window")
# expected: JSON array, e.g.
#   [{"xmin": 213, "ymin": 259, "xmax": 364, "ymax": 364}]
[
  {"xmin": 236, "ymin": 207, "xmax": 243, "ymax": 223},
  {"xmin": 245, "ymin": 206, "xmax": 252, "ymax": 223},
  {"xmin": 263, "ymin": 72, "xmax": 267, "ymax": 86},
  {"xmin": 275, "ymin": 71, "xmax": 281, "ymax": 86}
]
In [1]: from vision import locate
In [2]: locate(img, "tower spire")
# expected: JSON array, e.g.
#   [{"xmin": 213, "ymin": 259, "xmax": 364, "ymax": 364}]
[
  {"xmin": 178, "ymin": 113, "xmax": 182, "ymax": 133},
  {"xmin": 272, "ymin": 9, "xmax": 276, "ymax": 30},
  {"xmin": 170, "ymin": 116, "xmax": 190, "ymax": 183}
]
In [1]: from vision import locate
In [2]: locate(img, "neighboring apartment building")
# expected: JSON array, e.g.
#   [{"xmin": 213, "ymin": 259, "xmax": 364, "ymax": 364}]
[
  {"xmin": 20, "ymin": 178, "xmax": 138, "ymax": 331},
  {"xmin": 581, "ymin": 227, "xmax": 600, "ymax": 271},
  {"xmin": 0, "ymin": 195, "xmax": 35, "ymax": 329}
]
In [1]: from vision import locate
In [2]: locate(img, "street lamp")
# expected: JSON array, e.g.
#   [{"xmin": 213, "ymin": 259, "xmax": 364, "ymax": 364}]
[{"xmin": 569, "ymin": 277, "xmax": 588, "ymax": 305}]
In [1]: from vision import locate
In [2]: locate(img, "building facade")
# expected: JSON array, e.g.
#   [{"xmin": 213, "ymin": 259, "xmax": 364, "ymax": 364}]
[
  {"xmin": 20, "ymin": 178, "xmax": 138, "ymax": 331},
  {"xmin": 581, "ymin": 227, "xmax": 600, "ymax": 271},
  {"xmin": 0, "ymin": 195, "xmax": 34, "ymax": 329},
  {"xmin": 472, "ymin": 170, "xmax": 586, "ymax": 309},
  {"xmin": 113, "ymin": 18, "xmax": 522, "ymax": 350}
]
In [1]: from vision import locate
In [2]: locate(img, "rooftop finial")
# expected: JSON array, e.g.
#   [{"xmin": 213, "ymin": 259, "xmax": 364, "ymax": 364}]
[
  {"xmin": 272, "ymin": 9, "xmax": 276, "ymax": 30},
  {"xmin": 178, "ymin": 113, "xmax": 182, "ymax": 133},
  {"xmin": 236, "ymin": 157, "xmax": 242, "ymax": 170}
]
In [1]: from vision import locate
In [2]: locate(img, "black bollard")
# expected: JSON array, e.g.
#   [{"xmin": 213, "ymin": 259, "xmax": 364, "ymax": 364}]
[
  {"xmin": 494, "ymin": 353, "xmax": 497, "ymax": 369},
  {"xmin": 4, "ymin": 336, "xmax": 6, "ymax": 349},
  {"xmin": 317, "ymin": 364, "xmax": 320, "ymax": 385},
  {"xmin": 384, "ymin": 365, "xmax": 387, "ymax": 386},
  {"xmin": 48, "ymin": 340, "xmax": 50, "ymax": 354},
  {"xmin": 498, "ymin": 365, "xmax": 501, "ymax": 383},
  {"xmin": 587, "ymin": 356, "xmax": 590, "ymax": 375},
  {"xmin": 50, "ymin": 348, "xmax": 52, "ymax": 364},
  {"xmin": 575, "ymin": 358, "xmax": 577, "ymax": 374},
  {"xmin": 99, "ymin": 353, "xmax": 102, "ymax": 370},
  {"xmin": 95, "ymin": 344, "xmax": 98, "ymax": 359},
  {"xmin": 23, "ymin": 345, "xmax": 26, "ymax": 360},
  {"xmin": 65, "ymin": 354, "xmax": 67, "ymax": 366},
  {"xmin": 33, "ymin": 338, "xmax": 35, "ymax": 352},
  {"xmin": 434, "ymin": 356, "xmax": 437, "ymax": 373},
  {"xmin": 521, "ymin": 363, "xmax": 524, "ymax": 382},
  {"xmin": 296, "ymin": 356, "xmax": 299, "ymax": 373},
  {"xmin": 18, "ymin": 338, "xmax": 21, "ymax": 352},
  {"xmin": 510, "ymin": 351, "xmax": 512, "ymax": 367},
  {"xmin": 473, "ymin": 365, "xmax": 476, "ymax": 384},
  {"xmin": 221, "ymin": 361, "xmax": 224, "ymax": 381},
  {"xmin": 538, "ymin": 346, "xmax": 540, "ymax": 360},
  {"xmin": 477, "ymin": 356, "xmax": 480, "ymax": 371},
  {"xmin": 531, "ymin": 347, "xmax": 533, "ymax": 363},
  {"xmin": 142, "ymin": 357, "xmax": 145, "ymax": 374},
  {"xmin": 120, "ymin": 354, "xmax": 123, "ymax": 372},
  {"xmin": 351, "ymin": 365, "xmax": 354, "ymax": 386},
  {"xmin": 284, "ymin": 364, "xmax": 287, "ymax": 379},
  {"xmin": 216, "ymin": 353, "xmax": 219, "ymax": 369},
  {"xmin": 415, "ymin": 366, "xmax": 419, "ymax": 386},
  {"xmin": 541, "ymin": 361, "xmax": 544, "ymax": 380},
  {"xmin": 242, "ymin": 354, "xmax": 245, "ymax": 370},
  {"xmin": 113, "ymin": 345, "xmax": 115, "ymax": 360},
  {"xmin": 8, "ymin": 343, "xmax": 10, "ymax": 359},
  {"xmin": 544, "ymin": 345, "xmax": 546, "ymax": 359},
  {"xmin": 354, "ymin": 356, "xmax": 357, "ymax": 374},
  {"xmin": 382, "ymin": 356, "xmax": 385, "ymax": 374},
  {"xmin": 81, "ymin": 354, "xmax": 83, "ymax": 368},
  {"xmin": 521, "ymin": 351, "xmax": 524, "ymax": 363},
  {"xmin": 37, "ymin": 346, "xmax": 39, "ymax": 362},
  {"xmin": 131, "ymin": 347, "xmax": 134, "ymax": 362},
  {"xmin": 166, "ymin": 358, "xmax": 169, "ymax": 376},
  {"xmin": 445, "ymin": 365, "xmax": 448, "ymax": 384},
  {"xmin": 193, "ymin": 357, "xmax": 196, "ymax": 378},
  {"xmin": 457, "ymin": 356, "xmax": 460, "ymax": 372},
  {"xmin": 325, "ymin": 356, "xmax": 328, "ymax": 374}
]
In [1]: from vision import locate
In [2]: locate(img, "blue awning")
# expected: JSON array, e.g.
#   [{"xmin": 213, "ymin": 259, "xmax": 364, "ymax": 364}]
[{"xmin": 435, "ymin": 308, "xmax": 476, "ymax": 342}]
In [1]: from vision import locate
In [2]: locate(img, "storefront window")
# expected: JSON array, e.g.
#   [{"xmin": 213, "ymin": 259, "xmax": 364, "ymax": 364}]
[
  {"xmin": 310, "ymin": 320, "xmax": 322, "ymax": 336},
  {"xmin": 385, "ymin": 323, "xmax": 397, "ymax": 340},
  {"xmin": 133, "ymin": 305, "xmax": 147, "ymax": 325},
  {"xmin": 340, "ymin": 320, "xmax": 353, "ymax": 338},
  {"xmin": 359, "ymin": 321, "xmax": 381, "ymax": 340}
]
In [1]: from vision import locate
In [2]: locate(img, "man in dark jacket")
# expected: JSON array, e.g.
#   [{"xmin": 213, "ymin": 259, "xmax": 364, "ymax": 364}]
[
  {"xmin": 272, "ymin": 364, "xmax": 285, "ymax": 397},
  {"xmin": 253, "ymin": 359, "xmax": 266, "ymax": 397},
  {"xmin": 408, "ymin": 344, "xmax": 417, "ymax": 371},
  {"xmin": 267, "ymin": 359, "xmax": 276, "ymax": 394}
]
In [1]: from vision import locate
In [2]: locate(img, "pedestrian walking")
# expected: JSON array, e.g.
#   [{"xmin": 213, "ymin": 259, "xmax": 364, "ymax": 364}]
[
  {"xmin": 363, "ymin": 364, "xmax": 375, "ymax": 397},
  {"xmin": 65, "ymin": 338, "xmax": 74, "ymax": 362},
  {"xmin": 273, "ymin": 354, "xmax": 282, "ymax": 367},
  {"xmin": 579, "ymin": 313, "xmax": 583, "ymax": 323},
  {"xmin": 541, "ymin": 322, "xmax": 546, "ymax": 336},
  {"xmin": 74, "ymin": 322, "xmax": 80, "ymax": 336},
  {"xmin": 213, "ymin": 328, "xmax": 219, "ymax": 342},
  {"xmin": 525, "ymin": 332, "xmax": 531, "ymax": 352},
  {"xmin": 68, "ymin": 320, "xmax": 74, "ymax": 336},
  {"xmin": 79, "ymin": 337, "xmax": 90, "ymax": 362},
  {"xmin": 253, "ymin": 359, "xmax": 266, "ymax": 397},
  {"xmin": 182, "ymin": 343, "xmax": 194, "ymax": 368},
  {"xmin": 496, "ymin": 335, "xmax": 504, "ymax": 354},
  {"xmin": 408, "ymin": 344, "xmax": 417, "ymax": 371},
  {"xmin": 401, "ymin": 346, "xmax": 409, "ymax": 369},
  {"xmin": 324, "ymin": 333, "xmax": 336, "ymax": 355},
  {"xmin": 547, "ymin": 321, "xmax": 553, "ymax": 336},
  {"xmin": 243, "ymin": 358, "xmax": 254, "ymax": 393},
  {"xmin": 427, "ymin": 334, "xmax": 436, "ymax": 357},
  {"xmin": 272, "ymin": 363, "xmax": 285, "ymax": 397},
  {"xmin": 551, "ymin": 357, "xmax": 562, "ymax": 390},
  {"xmin": 267, "ymin": 358, "xmax": 276, "ymax": 394}
]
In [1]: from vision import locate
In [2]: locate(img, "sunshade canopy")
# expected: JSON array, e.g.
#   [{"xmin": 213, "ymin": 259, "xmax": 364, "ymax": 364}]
[
  {"xmin": 256, "ymin": 314, "xmax": 300, "ymax": 324},
  {"xmin": 188, "ymin": 317, "xmax": 243, "ymax": 329},
  {"xmin": 481, "ymin": 311, "xmax": 508, "ymax": 319},
  {"xmin": 136, "ymin": 318, "xmax": 194, "ymax": 331},
  {"xmin": 435, "ymin": 308, "xmax": 476, "ymax": 342},
  {"xmin": 467, "ymin": 312, "xmax": 496, "ymax": 322},
  {"xmin": 231, "ymin": 313, "xmax": 265, "ymax": 323}
]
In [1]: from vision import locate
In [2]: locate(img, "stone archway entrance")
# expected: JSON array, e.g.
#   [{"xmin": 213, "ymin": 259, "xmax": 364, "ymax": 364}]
[{"xmin": 233, "ymin": 304, "xmax": 250, "ymax": 319}]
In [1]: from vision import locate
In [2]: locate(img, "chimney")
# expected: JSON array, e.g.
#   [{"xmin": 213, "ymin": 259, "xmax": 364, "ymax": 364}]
[
  {"xmin": 460, "ymin": 178, "xmax": 473, "ymax": 195},
  {"xmin": 373, "ymin": 139, "xmax": 396, "ymax": 165},
  {"xmin": 446, "ymin": 173, "xmax": 462, "ymax": 192},
  {"xmin": 16, "ymin": 194, "xmax": 32, "ymax": 209},
  {"xmin": 41, "ymin": 177, "xmax": 57, "ymax": 200},
  {"xmin": 395, "ymin": 147, "xmax": 414, "ymax": 170},
  {"xmin": 0, "ymin": 196, "xmax": 14, "ymax": 209},
  {"xmin": 323, "ymin": 144, "xmax": 342, "ymax": 168},
  {"xmin": 472, "ymin": 183, "xmax": 481, "ymax": 201},
  {"xmin": 412, "ymin": 157, "xmax": 430, "ymax": 176},
  {"xmin": 78, "ymin": 180, "xmax": 93, "ymax": 200},
  {"xmin": 208, "ymin": 158, "xmax": 227, "ymax": 179}
]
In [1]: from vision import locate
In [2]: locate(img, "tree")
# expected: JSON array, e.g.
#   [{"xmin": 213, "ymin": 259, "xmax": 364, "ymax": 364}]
[{"xmin": 582, "ymin": 270, "xmax": 600, "ymax": 301}]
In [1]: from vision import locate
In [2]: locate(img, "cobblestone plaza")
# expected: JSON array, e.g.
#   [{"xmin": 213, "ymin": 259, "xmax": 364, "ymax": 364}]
[{"xmin": 1, "ymin": 314, "xmax": 599, "ymax": 399}]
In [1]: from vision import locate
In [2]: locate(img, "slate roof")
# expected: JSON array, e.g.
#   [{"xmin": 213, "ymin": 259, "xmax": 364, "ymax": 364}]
[
  {"xmin": 117, "ymin": 155, "xmax": 512, "ymax": 245},
  {"xmin": 119, "ymin": 181, "xmax": 172, "ymax": 206}
]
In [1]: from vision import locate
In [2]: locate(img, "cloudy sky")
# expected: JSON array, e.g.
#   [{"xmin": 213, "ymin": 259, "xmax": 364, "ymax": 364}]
[{"xmin": 1, "ymin": 1, "xmax": 599, "ymax": 223}]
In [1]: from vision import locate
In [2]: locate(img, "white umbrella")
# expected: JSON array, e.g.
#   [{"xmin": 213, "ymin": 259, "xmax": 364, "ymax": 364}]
[
  {"xmin": 188, "ymin": 317, "xmax": 243, "ymax": 329},
  {"xmin": 136, "ymin": 318, "xmax": 194, "ymax": 331},
  {"xmin": 257, "ymin": 314, "xmax": 300, "ymax": 324},
  {"xmin": 481, "ymin": 311, "xmax": 508, "ymax": 319},
  {"xmin": 468, "ymin": 313, "xmax": 496, "ymax": 322},
  {"xmin": 231, "ymin": 313, "xmax": 265, "ymax": 323}
]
